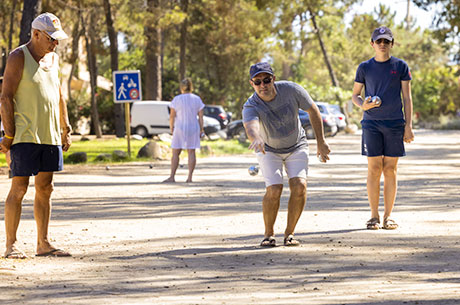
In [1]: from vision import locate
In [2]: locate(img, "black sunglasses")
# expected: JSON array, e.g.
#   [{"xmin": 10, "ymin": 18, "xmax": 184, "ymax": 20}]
[
  {"xmin": 251, "ymin": 77, "xmax": 273, "ymax": 86},
  {"xmin": 375, "ymin": 38, "xmax": 391, "ymax": 45},
  {"xmin": 41, "ymin": 31, "xmax": 57, "ymax": 43}
]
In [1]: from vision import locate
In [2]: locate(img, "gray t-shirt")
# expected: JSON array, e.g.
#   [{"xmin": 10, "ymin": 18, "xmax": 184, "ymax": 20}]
[{"xmin": 242, "ymin": 81, "xmax": 313, "ymax": 154}]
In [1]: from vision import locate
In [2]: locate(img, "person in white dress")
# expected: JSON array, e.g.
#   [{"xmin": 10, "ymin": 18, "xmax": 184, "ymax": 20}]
[{"xmin": 163, "ymin": 78, "xmax": 204, "ymax": 183}]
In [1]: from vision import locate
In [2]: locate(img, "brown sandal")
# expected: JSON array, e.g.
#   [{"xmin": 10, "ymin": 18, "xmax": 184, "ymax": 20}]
[
  {"xmin": 283, "ymin": 234, "xmax": 300, "ymax": 246},
  {"xmin": 383, "ymin": 218, "xmax": 398, "ymax": 230},
  {"xmin": 260, "ymin": 236, "xmax": 276, "ymax": 247},
  {"xmin": 366, "ymin": 217, "xmax": 380, "ymax": 230}
]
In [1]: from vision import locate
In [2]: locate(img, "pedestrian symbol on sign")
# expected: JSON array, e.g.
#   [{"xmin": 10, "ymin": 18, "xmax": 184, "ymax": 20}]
[
  {"xmin": 113, "ymin": 70, "xmax": 142, "ymax": 103},
  {"xmin": 118, "ymin": 82, "xmax": 127, "ymax": 99}
]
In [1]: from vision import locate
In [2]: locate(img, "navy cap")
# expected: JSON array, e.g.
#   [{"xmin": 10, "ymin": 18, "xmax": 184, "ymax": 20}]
[
  {"xmin": 249, "ymin": 62, "xmax": 274, "ymax": 79},
  {"xmin": 372, "ymin": 26, "xmax": 393, "ymax": 41}
]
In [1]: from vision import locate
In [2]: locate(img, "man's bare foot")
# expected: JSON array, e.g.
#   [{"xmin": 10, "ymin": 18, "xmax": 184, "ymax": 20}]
[
  {"xmin": 4, "ymin": 245, "xmax": 27, "ymax": 259},
  {"xmin": 162, "ymin": 177, "xmax": 175, "ymax": 183}
]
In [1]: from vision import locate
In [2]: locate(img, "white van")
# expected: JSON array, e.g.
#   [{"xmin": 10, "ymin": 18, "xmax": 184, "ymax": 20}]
[{"xmin": 130, "ymin": 100, "xmax": 221, "ymax": 137}]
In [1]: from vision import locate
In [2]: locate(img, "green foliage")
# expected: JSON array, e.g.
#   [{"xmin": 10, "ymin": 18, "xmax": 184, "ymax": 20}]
[
  {"xmin": 66, "ymin": 88, "xmax": 91, "ymax": 129},
  {"xmin": 61, "ymin": 137, "xmax": 149, "ymax": 163},
  {"xmin": 198, "ymin": 139, "xmax": 250, "ymax": 157},
  {"xmin": 0, "ymin": 0, "xmax": 21, "ymax": 53},
  {"xmin": 413, "ymin": 0, "xmax": 460, "ymax": 62},
  {"xmin": 412, "ymin": 66, "xmax": 460, "ymax": 120},
  {"xmin": 183, "ymin": 0, "xmax": 273, "ymax": 115},
  {"xmin": 2, "ymin": 0, "xmax": 459, "ymax": 134},
  {"xmin": 297, "ymin": 81, "xmax": 351, "ymax": 105}
]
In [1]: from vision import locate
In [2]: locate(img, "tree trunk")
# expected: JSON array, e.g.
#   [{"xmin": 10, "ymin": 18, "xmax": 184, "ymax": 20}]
[
  {"xmin": 405, "ymin": 0, "xmax": 412, "ymax": 29},
  {"xmin": 309, "ymin": 10, "xmax": 339, "ymax": 87},
  {"xmin": 19, "ymin": 0, "xmax": 42, "ymax": 45},
  {"xmin": 279, "ymin": 3, "xmax": 296, "ymax": 80},
  {"xmin": 83, "ymin": 12, "xmax": 102, "ymax": 138},
  {"xmin": 1, "ymin": 47, "xmax": 6, "ymax": 75},
  {"xmin": 179, "ymin": 0, "xmax": 189, "ymax": 81},
  {"xmin": 67, "ymin": 15, "xmax": 81, "ymax": 121},
  {"xmin": 145, "ymin": 0, "xmax": 162, "ymax": 100},
  {"xmin": 8, "ymin": 0, "xmax": 18, "ymax": 52},
  {"xmin": 309, "ymin": 9, "xmax": 350, "ymax": 120},
  {"xmin": 103, "ymin": 0, "xmax": 125, "ymax": 137}
]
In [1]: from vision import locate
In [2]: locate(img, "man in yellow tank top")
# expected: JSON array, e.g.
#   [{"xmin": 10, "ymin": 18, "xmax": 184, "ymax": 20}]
[{"xmin": 0, "ymin": 13, "xmax": 72, "ymax": 258}]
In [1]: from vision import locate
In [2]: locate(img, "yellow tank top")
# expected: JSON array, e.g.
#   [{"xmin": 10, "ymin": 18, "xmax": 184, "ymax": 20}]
[{"xmin": 13, "ymin": 45, "xmax": 61, "ymax": 145}]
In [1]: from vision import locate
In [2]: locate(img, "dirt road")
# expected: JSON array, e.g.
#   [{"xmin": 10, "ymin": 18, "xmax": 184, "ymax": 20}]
[{"xmin": 1, "ymin": 129, "xmax": 459, "ymax": 304}]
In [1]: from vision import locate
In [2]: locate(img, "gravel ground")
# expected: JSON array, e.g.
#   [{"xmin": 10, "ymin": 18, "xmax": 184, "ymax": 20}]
[{"xmin": 1, "ymin": 129, "xmax": 459, "ymax": 304}]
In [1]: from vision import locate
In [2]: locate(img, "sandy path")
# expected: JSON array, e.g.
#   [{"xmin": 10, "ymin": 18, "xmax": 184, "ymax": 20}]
[{"xmin": 1, "ymin": 129, "xmax": 459, "ymax": 304}]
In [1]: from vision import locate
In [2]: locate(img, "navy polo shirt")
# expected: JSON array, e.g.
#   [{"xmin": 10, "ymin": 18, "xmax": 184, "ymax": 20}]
[{"xmin": 355, "ymin": 56, "xmax": 412, "ymax": 120}]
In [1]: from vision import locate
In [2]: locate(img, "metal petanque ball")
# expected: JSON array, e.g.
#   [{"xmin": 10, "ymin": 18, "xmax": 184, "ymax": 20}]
[
  {"xmin": 248, "ymin": 165, "xmax": 259, "ymax": 176},
  {"xmin": 318, "ymin": 154, "xmax": 326, "ymax": 163},
  {"xmin": 372, "ymin": 95, "xmax": 381, "ymax": 105}
]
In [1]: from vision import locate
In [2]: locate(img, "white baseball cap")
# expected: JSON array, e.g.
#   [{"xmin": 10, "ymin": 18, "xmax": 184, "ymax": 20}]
[{"xmin": 31, "ymin": 12, "xmax": 68, "ymax": 40}]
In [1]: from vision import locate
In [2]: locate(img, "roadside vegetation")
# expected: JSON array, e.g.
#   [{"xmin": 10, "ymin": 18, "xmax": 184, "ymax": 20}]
[{"xmin": 0, "ymin": 137, "xmax": 251, "ymax": 167}]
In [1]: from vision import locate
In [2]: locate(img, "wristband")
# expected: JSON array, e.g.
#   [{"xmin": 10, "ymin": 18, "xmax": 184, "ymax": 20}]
[{"xmin": 4, "ymin": 134, "xmax": 13, "ymax": 139}]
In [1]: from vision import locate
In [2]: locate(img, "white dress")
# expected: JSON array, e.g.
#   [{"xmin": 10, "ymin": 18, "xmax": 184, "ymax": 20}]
[{"xmin": 170, "ymin": 93, "xmax": 204, "ymax": 149}]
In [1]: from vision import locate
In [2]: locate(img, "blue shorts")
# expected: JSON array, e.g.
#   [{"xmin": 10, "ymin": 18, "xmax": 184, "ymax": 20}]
[
  {"xmin": 361, "ymin": 119, "xmax": 406, "ymax": 157},
  {"xmin": 10, "ymin": 143, "xmax": 63, "ymax": 177}
]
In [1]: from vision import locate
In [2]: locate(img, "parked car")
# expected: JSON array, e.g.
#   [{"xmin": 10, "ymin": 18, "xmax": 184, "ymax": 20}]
[
  {"xmin": 130, "ymin": 101, "xmax": 220, "ymax": 137},
  {"xmin": 302, "ymin": 102, "xmax": 338, "ymax": 139},
  {"xmin": 203, "ymin": 105, "xmax": 230, "ymax": 129},
  {"xmin": 327, "ymin": 104, "xmax": 346, "ymax": 131},
  {"xmin": 226, "ymin": 119, "xmax": 246, "ymax": 140},
  {"xmin": 203, "ymin": 116, "xmax": 221, "ymax": 136}
]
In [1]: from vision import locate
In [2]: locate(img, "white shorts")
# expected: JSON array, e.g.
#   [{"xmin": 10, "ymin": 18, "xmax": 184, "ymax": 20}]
[{"xmin": 256, "ymin": 146, "xmax": 309, "ymax": 187}]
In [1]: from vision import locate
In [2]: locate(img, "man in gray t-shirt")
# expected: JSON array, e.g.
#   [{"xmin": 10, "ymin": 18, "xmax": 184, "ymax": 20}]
[{"xmin": 243, "ymin": 62, "xmax": 330, "ymax": 247}]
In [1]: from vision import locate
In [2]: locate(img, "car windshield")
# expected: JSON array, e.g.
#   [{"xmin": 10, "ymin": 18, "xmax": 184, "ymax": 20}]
[
  {"xmin": 317, "ymin": 104, "xmax": 328, "ymax": 114},
  {"xmin": 328, "ymin": 105, "xmax": 341, "ymax": 114},
  {"xmin": 205, "ymin": 106, "xmax": 223, "ymax": 113}
]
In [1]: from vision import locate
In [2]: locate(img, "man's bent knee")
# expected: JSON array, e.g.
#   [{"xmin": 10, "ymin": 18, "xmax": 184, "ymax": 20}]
[
  {"xmin": 289, "ymin": 178, "xmax": 307, "ymax": 196},
  {"xmin": 265, "ymin": 184, "xmax": 283, "ymax": 200}
]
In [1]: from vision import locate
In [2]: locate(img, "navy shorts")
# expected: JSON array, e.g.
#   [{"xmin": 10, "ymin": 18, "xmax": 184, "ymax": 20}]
[
  {"xmin": 10, "ymin": 143, "xmax": 63, "ymax": 177},
  {"xmin": 361, "ymin": 119, "xmax": 406, "ymax": 157}
]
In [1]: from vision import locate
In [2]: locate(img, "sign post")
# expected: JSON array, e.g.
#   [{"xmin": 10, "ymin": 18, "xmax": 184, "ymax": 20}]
[{"xmin": 112, "ymin": 70, "xmax": 142, "ymax": 157}]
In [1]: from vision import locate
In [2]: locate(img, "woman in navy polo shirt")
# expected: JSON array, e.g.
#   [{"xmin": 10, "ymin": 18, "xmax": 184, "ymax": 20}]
[{"xmin": 351, "ymin": 26, "xmax": 414, "ymax": 230}]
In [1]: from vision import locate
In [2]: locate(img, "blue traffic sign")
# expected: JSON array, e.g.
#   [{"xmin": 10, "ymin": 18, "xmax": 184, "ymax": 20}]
[{"xmin": 113, "ymin": 70, "xmax": 142, "ymax": 103}]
